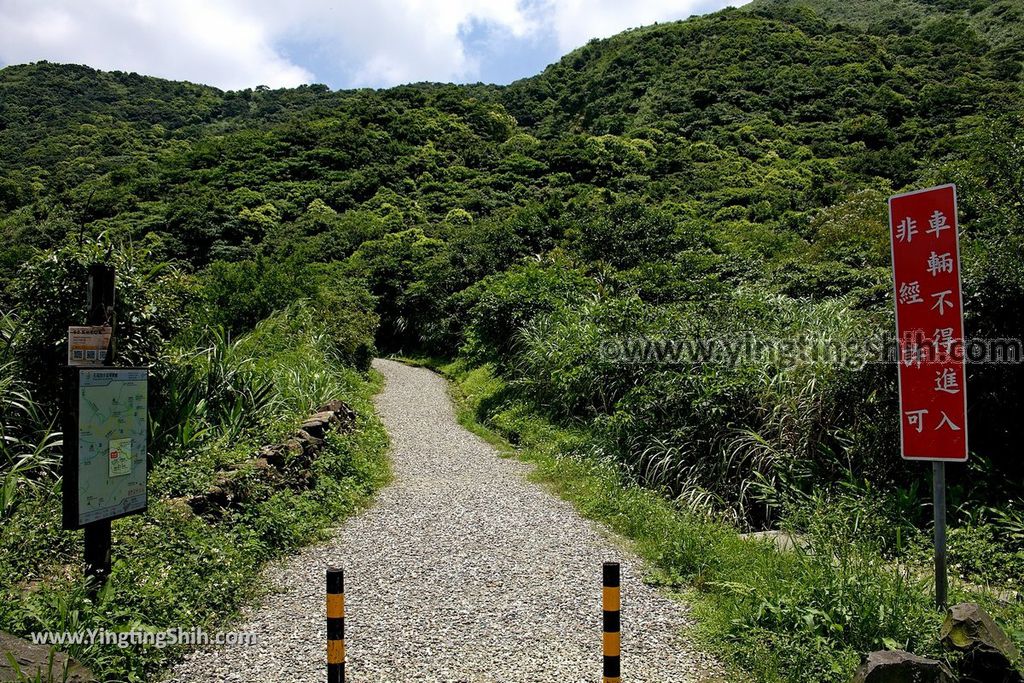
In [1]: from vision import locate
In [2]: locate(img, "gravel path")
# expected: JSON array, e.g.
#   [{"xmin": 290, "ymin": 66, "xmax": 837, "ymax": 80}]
[{"xmin": 164, "ymin": 359, "xmax": 726, "ymax": 682}]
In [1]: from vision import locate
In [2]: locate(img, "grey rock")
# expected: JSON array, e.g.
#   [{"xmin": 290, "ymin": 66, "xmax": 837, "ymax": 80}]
[
  {"xmin": 311, "ymin": 410, "xmax": 340, "ymax": 425},
  {"xmin": 851, "ymin": 650, "xmax": 956, "ymax": 683},
  {"xmin": 282, "ymin": 437, "xmax": 305, "ymax": 459},
  {"xmin": 317, "ymin": 399, "xmax": 347, "ymax": 414},
  {"xmin": 185, "ymin": 485, "xmax": 226, "ymax": 518},
  {"xmin": 258, "ymin": 444, "xmax": 288, "ymax": 469},
  {"xmin": 293, "ymin": 428, "xmax": 323, "ymax": 451},
  {"xmin": 941, "ymin": 603, "xmax": 1023, "ymax": 682},
  {"xmin": 0, "ymin": 631, "xmax": 94, "ymax": 682},
  {"xmin": 249, "ymin": 457, "xmax": 279, "ymax": 481},
  {"xmin": 161, "ymin": 497, "xmax": 195, "ymax": 519},
  {"xmin": 739, "ymin": 529, "xmax": 807, "ymax": 553},
  {"xmin": 299, "ymin": 418, "xmax": 329, "ymax": 440},
  {"xmin": 317, "ymin": 400, "xmax": 357, "ymax": 432}
]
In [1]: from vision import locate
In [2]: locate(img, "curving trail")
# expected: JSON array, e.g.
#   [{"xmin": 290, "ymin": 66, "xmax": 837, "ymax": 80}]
[{"xmin": 164, "ymin": 358, "xmax": 726, "ymax": 682}]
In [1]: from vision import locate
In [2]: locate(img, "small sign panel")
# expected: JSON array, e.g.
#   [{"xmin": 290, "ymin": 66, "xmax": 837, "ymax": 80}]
[
  {"xmin": 67, "ymin": 326, "xmax": 112, "ymax": 366},
  {"xmin": 63, "ymin": 368, "xmax": 148, "ymax": 529},
  {"xmin": 108, "ymin": 438, "xmax": 133, "ymax": 478},
  {"xmin": 888, "ymin": 184, "xmax": 968, "ymax": 461}
]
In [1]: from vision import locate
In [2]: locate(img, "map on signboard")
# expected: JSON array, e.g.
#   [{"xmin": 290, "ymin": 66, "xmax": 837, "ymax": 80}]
[{"xmin": 76, "ymin": 369, "xmax": 147, "ymax": 525}]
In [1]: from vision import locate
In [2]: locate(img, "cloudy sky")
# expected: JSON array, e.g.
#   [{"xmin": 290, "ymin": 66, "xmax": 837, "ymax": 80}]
[{"xmin": 0, "ymin": 0, "xmax": 750, "ymax": 90}]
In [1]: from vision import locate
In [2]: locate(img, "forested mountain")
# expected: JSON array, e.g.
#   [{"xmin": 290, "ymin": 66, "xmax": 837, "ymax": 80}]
[
  {"xmin": 2, "ymin": 1, "xmax": 1024, "ymax": 680},
  {"xmin": 3, "ymin": 2, "xmax": 1021, "ymax": 268},
  {"xmin": 747, "ymin": 0, "xmax": 1024, "ymax": 45},
  {"xmin": 3, "ymin": 0, "xmax": 1023, "ymax": 522}
]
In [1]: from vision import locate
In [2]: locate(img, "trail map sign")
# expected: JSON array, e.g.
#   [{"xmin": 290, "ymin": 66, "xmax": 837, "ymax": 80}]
[
  {"xmin": 889, "ymin": 184, "xmax": 968, "ymax": 462},
  {"xmin": 63, "ymin": 368, "xmax": 148, "ymax": 529}
]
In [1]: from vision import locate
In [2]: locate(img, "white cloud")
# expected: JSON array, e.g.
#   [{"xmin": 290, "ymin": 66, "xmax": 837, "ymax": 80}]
[
  {"xmin": 0, "ymin": 0, "xmax": 311, "ymax": 89},
  {"xmin": 536, "ymin": 0, "xmax": 748, "ymax": 52},
  {"xmin": 256, "ymin": 0, "xmax": 539, "ymax": 86},
  {"xmin": 0, "ymin": 0, "xmax": 748, "ymax": 90}
]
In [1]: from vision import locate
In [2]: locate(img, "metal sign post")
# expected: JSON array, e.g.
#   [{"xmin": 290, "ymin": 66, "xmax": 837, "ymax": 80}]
[
  {"xmin": 62, "ymin": 263, "xmax": 148, "ymax": 597},
  {"xmin": 85, "ymin": 264, "xmax": 114, "ymax": 594},
  {"xmin": 933, "ymin": 462, "xmax": 948, "ymax": 608},
  {"xmin": 83, "ymin": 517, "xmax": 112, "ymax": 594},
  {"xmin": 888, "ymin": 184, "xmax": 968, "ymax": 610}
]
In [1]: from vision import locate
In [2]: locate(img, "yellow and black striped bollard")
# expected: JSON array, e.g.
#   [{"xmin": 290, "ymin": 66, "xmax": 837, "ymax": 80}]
[
  {"xmin": 327, "ymin": 567, "xmax": 345, "ymax": 682},
  {"xmin": 603, "ymin": 561, "xmax": 621, "ymax": 683}
]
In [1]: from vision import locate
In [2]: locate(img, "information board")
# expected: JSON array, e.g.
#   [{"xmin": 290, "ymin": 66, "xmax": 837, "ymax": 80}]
[
  {"xmin": 63, "ymin": 368, "xmax": 148, "ymax": 529},
  {"xmin": 67, "ymin": 326, "xmax": 113, "ymax": 366}
]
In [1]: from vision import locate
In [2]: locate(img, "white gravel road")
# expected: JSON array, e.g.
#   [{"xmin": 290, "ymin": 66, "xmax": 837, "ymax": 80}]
[{"xmin": 164, "ymin": 358, "xmax": 726, "ymax": 682}]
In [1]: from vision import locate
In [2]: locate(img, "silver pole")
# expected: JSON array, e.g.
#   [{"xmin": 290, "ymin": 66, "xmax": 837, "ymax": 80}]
[{"xmin": 933, "ymin": 461, "xmax": 948, "ymax": 609}]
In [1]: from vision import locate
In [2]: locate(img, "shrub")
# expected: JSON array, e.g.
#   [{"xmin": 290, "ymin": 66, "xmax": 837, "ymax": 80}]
[
  {"xmin": 460, "ymin": 256, "xmax": 595, "ymax": 364},
  {"xmin": 10, "ymin": 235, "xmax": 192, "ymax": 405}
]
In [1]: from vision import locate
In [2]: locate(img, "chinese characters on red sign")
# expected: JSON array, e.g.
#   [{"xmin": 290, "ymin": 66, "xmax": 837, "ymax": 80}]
[{"xmin": 889, "ymin": 184, "xmax": 968, "ymax": 461}]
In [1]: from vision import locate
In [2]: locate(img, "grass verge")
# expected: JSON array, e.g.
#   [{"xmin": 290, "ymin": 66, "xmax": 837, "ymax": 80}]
[
  {"xmin": 0, "ymin": 347, "xmax": 390, "ymax": 682},
  {"xmin": 431, "ymin": 358, "xmax": 1024, "ymax": 683}
]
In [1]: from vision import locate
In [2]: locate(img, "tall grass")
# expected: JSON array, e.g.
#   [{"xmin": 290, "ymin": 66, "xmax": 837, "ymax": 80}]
[
  {"xmin": 703, "ymin": 492, "xmax": 940, "ymax": 681},
  {"xmin": 235, "ymin": 303, "xmax": 363, "ymax": 419},
  {"xmin": 440, "ymin": 360, "xmax": 1022, "ymax": 683},
  {"xmin": 151, "ymin": 301, "xmax": 355, "ymax": 457},
  {"xmin": 151, "ymin": 326, "xmax": 274, "ymax": 455},
  {"xmin": 0, "ymin": 311, "xmax": 62, "ymax": 521},
  {"xmin": 500, "ymin": 290, "xmax": 902, "ymax": 527},
  {"xmin": 0, "ymin": 302, "xmax": 390, "ymax": 681}
]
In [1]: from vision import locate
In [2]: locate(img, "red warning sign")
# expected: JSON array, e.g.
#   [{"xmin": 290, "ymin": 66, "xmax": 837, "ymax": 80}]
[{"xmin": 889, "ymin": 184, "xmax": 968, "ymax": 461}]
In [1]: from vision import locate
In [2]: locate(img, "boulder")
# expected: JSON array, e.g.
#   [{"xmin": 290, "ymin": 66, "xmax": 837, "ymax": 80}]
[
  {"xmin": 293, "ymin": 470, "xmax": 316, "ymax": 490},
  {"xmin": 258, "ymin": 444, "xmax": 288, "ymax": 469},
  {"xmin": 317, "ymin": 399, "xmax": 346, "ymax": 414},
  {"xmin": 0, "ymin": 631, "xmax": 94, "ymax": 682},
  {"xmin": 283, "ymin": 437, "xmax": 306, "ymax": 459},
  {"xmin": 739, "ymin": 529, "xmax": 807, "ymax": 553},
  {"xmin": 185, "ymin": 484, "xmax": 227, "ymax": 518},
  {"xmin": 249, "ymin": 457, "xmax": 278, "ymax": 480},
  {"xmin": 294, "ymin": 428, "xmax": 324, "ymax": 451},
  {"xmin": 299, "ymin": 417, "xmax": 329, "ymax": 440},
  {"xmin": 318, "ymin": 400, "xmax": 357, "ymax": 431},
  {"xmin": 851, "ymin": 650, "xmax": 956, "ymax": 683},
  {"xmin": 941, "ymin": 603, "xmax": 1023, "ymax": 682},
  {"xmin": 161, "ymin": 497, "xmax": 195, "ymax": 519},
  {"xmin": 311, "ymin": 410, "xmax": 340, "ymax": 426}
]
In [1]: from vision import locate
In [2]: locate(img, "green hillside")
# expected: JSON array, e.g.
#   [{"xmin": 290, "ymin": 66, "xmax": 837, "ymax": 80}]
[
  {"xmin": 746, "ymin": 0, "xmax": 1024, "ymax": 45},
  {"xmin": 741, "ymin": 0, "xmax": 1024, "ymax": 49},
  {"xmin": 2, "ymin": 1, "xmax": 1024, "ymax": 680}
]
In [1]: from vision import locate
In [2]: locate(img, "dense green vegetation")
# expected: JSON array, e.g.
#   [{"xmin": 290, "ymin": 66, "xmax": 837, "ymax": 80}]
[
  {"xmin": 0, "ymin": 237, "xmax": 389, "ymax": 680},
  {"xmin": 2, "ymin": 0, "xmax": 1024, "ymax": 680},
  {"xmin": 439, "ymin": 358, "xmax": 1024, "ymax": 681},
  {"xmin": 747, "ymin": 0, "xmax": 1024, "ymax": 46}
]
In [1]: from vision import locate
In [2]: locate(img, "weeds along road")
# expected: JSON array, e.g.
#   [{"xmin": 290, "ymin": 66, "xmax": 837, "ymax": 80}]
[{"xmin": 165, "ymin": 359, "xmax": 726, "ymax": 682}]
